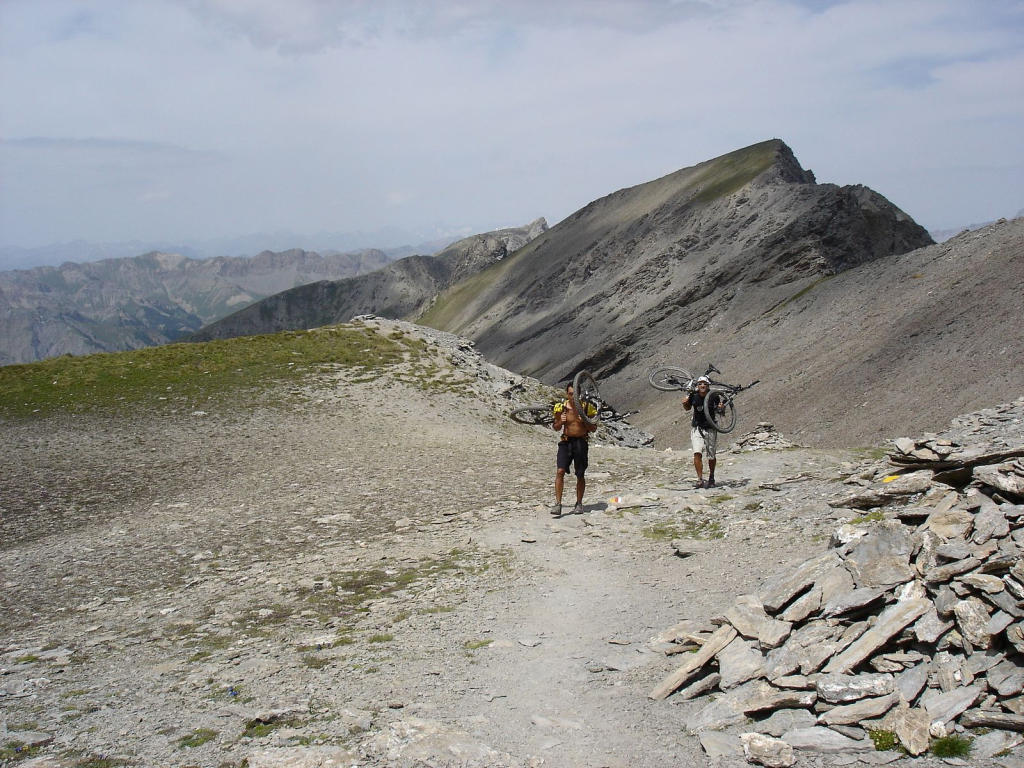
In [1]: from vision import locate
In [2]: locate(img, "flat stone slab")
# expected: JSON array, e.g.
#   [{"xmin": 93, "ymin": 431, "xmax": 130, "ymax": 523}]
[
  {"xmin": 649, "ymin": 624, "xmax": 737, "ymax": 700},
  {"xmin": 755, "ymin": 708, "xmax": 818, "ymax": 737},
  {"xmin": 817, "ymin": 691, "xmax": 899, "ymax": 725},
  {"xmin": 760, "ymin": 552, "xmax": 842, "ymax": 613},
  {"xmin": 718, "ymin": 636, "xmax": 767, "ymax": 690},
  {"xmin": 843, "ymin": 521, "xmax": 915, "ymax": 588},
  {"xmin": 920, "ymin": 683, "xmax": 983, "ymax": 725},
  {"xmin": 725, "ymin": 594, "xmax": 792, "ymax": 649},
  {"xmin": 740, "ymin": 683, "xmax": 817, "ymax": 716},
  {"xmin": 988, "ymin": 659, "xmax": 1024, "ymax": 697},
  {"xmin": 821, "ymin": 587, "xmax": 887, "ymax": 618},
  {"xmin": 971, "ymin": 729, "xmax": 1024, "ymax": 758},
  {"xmin": 781, "ymin": 726, "xmax": 874, "ymax": 753},
  {"xmin": 741, "ymin": 732, "xmax": 795, "ymax": 768},
  {"xmin": 816, "ymin": 673, "xmax": 895, "ymax": 704},
  {"xmin": 890, "ymin": 704, "xmax": 931, "ymax": 756},
  {"xmin": 823, "ymin": 599, "xmax": 931, "ymax": 674},
  {"xmin": 955, "ymin": 597, "xmax": 993, "ymax": 648},
  {"xmin": 699, "ymin": 730, "xmax": 741, "ymax": 759}
]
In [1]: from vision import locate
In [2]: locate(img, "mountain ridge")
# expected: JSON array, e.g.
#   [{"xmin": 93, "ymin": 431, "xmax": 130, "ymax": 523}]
[
  {"xmin": 189, "ymin": 218, "xmax": 548, "ymax": 343},
  {"xmin": 0, "ymin": 247, "xmax": 398, "ymax": 364}
]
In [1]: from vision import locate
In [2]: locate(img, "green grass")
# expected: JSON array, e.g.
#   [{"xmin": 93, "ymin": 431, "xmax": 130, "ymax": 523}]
[
  {"xmin": 294, "ymin": 550, "xmax": 470, "ymax": 621},
  {"xmin": 642, "ymin": 514, "xmax": 724, "ymax": 541},
  {"xmin": 301, "ymin": 654, "xmax": 330, "ymax": 669},
  {"xmin": 868, "ymin": 729, "xmax": 902, "ymax": 752},
  {"xmin": 0, "ymin": 323, "xmax": 417, "ymax": 420},
  {"xmin": 177, "ymin": 728, "xmax": 218, "ymax": 748},
  {"xmin": 464, "ymin": 638, "xmax": 494, "ymax": 650},
  {"xmin": 367, "ymin": 633, "xmax": 394, "ymax": 644},
  {"xmin": 931, "ymin": 735, "xmax": 972, "ymax": 757},
  {"xmin": 689, "ymin": 140, "xmax": 780, "ymax": 205},
  {"xmin": 851, "ymin": 510, "xmax": 884, "ymax": 524}
]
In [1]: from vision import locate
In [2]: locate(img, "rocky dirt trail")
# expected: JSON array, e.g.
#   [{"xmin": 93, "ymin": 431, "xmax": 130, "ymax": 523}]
[{"xmin": 3, "ymin": 319, "xmax": 1019, "ymax": 768}]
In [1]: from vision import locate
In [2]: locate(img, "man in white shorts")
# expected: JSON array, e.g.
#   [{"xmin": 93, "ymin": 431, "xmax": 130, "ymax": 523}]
[{"xmin": 682, "ymin": 376, "xmax": 723, "ymax": 488}]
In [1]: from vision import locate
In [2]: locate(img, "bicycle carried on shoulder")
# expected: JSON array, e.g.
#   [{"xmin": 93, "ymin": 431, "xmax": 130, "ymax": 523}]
[
  {"xmin": 647, "ymin": 362, "xmax": 759, "ymax": 434},
  {"xmin": 509, "ymin": 370, "xmax": 638, "ymax": 426}
]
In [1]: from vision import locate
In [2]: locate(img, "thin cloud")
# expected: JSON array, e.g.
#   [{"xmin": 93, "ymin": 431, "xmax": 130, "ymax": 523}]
[{"xmin": 0, "ymin": 0, "xmax": 1021, "ymax": 251}]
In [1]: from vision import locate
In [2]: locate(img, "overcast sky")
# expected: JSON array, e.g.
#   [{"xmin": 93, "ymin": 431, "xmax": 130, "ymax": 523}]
[{"xmin": 2, "ymin": 0, "xmax": 1022, "ymax": 252}]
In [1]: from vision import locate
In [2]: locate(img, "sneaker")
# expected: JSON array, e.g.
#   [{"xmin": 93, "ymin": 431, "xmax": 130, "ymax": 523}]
[
  {"xmin": 572, "ymin": 502, "xmax": 584, "ymax": 515},
  {"xmin": 550, "ymin": 503, "xmax": 563, "ymax": 517},
  {"xmin": 694, "ymin": 480, "xmax": 706, "ymax": 489}
]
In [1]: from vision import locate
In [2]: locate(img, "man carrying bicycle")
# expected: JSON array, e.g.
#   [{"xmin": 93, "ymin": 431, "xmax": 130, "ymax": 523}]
[
  {"xmin": 683, "ymin": 376, "xmax": 724, "ymax": 488},
  {"xmin": 551, "ymin": 382, "xmax": 598, "ymax": 516}
]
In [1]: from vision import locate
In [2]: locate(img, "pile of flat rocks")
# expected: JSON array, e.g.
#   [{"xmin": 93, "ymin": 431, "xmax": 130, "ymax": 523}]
[
  {"xmin": 733, "ymin": 422, "xmax": 798, "ymax": 452},
  {"xmin": 649, "ymin": 399, "xmax": 1024, "ymax": 765}
]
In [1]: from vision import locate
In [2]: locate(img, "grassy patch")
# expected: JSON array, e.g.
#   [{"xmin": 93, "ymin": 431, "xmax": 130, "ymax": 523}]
[
  {"xmin": 294, "ymin": 550, "xmax": 471, "ymax": 622},
  {"xmin": 301, "ymin": 654, "xmax": 331, "ymax": 669},
  {"xmin": 868, "ymin": 729, "xmax": 901, "ymax": 752},
  {"xmin": 0, "ymin": 743, "xmax": 40, "ymax": 762},
  {"xmin": 177, "ymin": 728, "xmax": 218, "ymax": 748},
  {"xmin": 931, "ymin": 735, "xmax": 972, "ymax": 757},
  {"xmin": 850, "ymin": 510, "xmax": 884, "ymax": 524},
  {"xmin": 0, "ymin": 323, "xmax": 418, "ymax": 420},
  {"xmin": 774, "ymin": 276, "xmax": 833, "ymax": 311},
  {"xmin": 367, "ymin": 633, "xmax": 394, "ymax": 644},
  {"xmin": 464, "ymin": 638, "xmax": 494, "ymax": 650},
  {"xmin": 643, "ymin": 513, "xmax": 724, "ymax": 541}
]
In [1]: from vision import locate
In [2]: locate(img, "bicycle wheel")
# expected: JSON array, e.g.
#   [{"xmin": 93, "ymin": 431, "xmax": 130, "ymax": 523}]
[
  {"xmin": 648, "ymin": 366, "xmax": 694, "ymax": 391},
  {"xmin": 572, "ymin": 370, "xmax": 601, "ymax": 426},
  {"xmin": 510, "ymin": 404, "xmax": 555, "ymax": 425},
  {"xmin": 704, "ymin": 392, "xmax": 737, "ymax": 433}
]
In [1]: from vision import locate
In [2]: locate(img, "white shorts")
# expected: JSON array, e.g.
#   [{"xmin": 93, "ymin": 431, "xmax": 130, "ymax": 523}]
[{"xmin": 691, "ymin": 426, "xmax": 717, "ymax": 460}]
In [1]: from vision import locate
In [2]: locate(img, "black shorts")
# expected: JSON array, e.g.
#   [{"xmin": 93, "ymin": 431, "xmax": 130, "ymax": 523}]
[{"xmin": 556, "ymin": 437, "xmax": 589, "ymax": 478}]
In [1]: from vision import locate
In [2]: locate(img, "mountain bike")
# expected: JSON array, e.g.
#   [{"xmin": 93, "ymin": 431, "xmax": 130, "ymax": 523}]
[
  {"xmin": 509, "ymin": 370, "xmax": 637, "ymax": 426},
  {"xmin": 647, "ymin": 362, "xmax": 759, "ymax": 434}
]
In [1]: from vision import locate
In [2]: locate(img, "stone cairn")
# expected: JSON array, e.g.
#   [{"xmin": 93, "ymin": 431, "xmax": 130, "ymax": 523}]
[
  {"xmin": 732, "ymin": 422, "xmax": 798, "ymax": 452},
  {"xmin": 650, "ymin": 398, "xmax": 1024, "ymax": 765}
]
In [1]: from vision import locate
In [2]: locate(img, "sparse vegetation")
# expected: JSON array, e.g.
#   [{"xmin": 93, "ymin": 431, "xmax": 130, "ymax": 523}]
[
  {"xmin": 930, "ymin": 735, "xmax": 972, "ymax": 757},
  {"xmin": 868, "ymin": 729, "xmax": 901, "ymax": 752},
  {"xmin": 0, "ymin": 323, "xmax": 419, "ymax": 419},
  {"xmin": 301, "ymin": 654, "xmax": 330, "ymax": 669},
  {"xmin": 463, "ymin": 638, "xmax": 494, "ymax": 650},
  {"xmin": 177, "ymin": 728, "xmax": 218, "ymax": 748},
  {"xmin": 642, "ymin": 513, "xmax": 724, "ymax": 541},
  {"xmin": 850, "ymin": 510, "xmax": 884, "ymax": 524}
]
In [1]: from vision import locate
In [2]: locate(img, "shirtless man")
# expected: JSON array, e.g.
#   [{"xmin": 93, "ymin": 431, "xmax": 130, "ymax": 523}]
[{"xmin": 551, "ymin": 382, "xmax": 598, "ymax": 516}]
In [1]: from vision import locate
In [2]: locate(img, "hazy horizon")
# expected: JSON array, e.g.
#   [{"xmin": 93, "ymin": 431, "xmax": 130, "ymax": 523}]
[{"xmin": 2, "ymin": 1, "xmax": 1022, "ymax": 254}]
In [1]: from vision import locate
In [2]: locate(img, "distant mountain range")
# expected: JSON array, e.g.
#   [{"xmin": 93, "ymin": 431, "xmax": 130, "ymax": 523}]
[
  {"xmin": 0, "ymin": 227, "xmax": 469, "ymax": 271},
  {"xmin": 190, "ymin": 219, "xmax": 548, "ymax": 343},
  {"xmin": 192, "ymin": 139, "xmax": 1024, "ymax": 446},
  {"xmin": 0, "ymin": 248, "xmax": 398, "ymax": 365}
]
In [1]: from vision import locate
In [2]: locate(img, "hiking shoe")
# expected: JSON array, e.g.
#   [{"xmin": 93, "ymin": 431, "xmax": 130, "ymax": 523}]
[
  {"xmin": 550, "ymin": 503, "xmax": 563, "ymax": 517},
  {"xmin": 572, "ymin": 502, "xmax": 584, "ymax": 515},
  {"xmin": 694, "ymin": 480, "xmax": 706, "ymax": 489}
]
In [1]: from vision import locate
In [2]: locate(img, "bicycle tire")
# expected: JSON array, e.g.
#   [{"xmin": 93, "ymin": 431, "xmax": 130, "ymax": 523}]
[
  {"xmin": 704, "ymin": 392, "xmax": 737, "ymax": 433},
  {"xmin": 572, "ymin": 370, "xmax": 601, "ymax": 427},
  {"xmin": 509, "ymin": 404, "xmax": 555, "ymax": 425},
  {"xmin": 648, "ymin": 366, "xmax": 694, "ymax": 391}
]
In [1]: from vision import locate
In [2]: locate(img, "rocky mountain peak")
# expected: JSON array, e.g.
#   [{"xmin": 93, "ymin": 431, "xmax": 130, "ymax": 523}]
[{"xmin": 751, "ymin": 138, "xmax": 817, "ymax": 186}]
